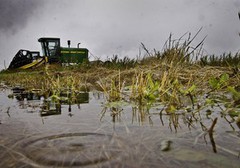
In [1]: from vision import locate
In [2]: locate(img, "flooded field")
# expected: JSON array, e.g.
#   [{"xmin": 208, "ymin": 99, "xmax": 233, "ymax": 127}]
[{"xmin": 0, "ymin": 88, "xmax": 240, "ymax": 168}]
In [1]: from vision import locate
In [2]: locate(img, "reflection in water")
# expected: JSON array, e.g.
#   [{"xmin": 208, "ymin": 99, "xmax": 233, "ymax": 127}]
[
  {"xmin": 194, "ymin": 118, "xmax": 218, "ymax": 153},
  {"xmin": 100, "ymin": 107, "xmax": 123, "ymax": 123},
  {"xmin": 40, "ymin": 99, "xmax": 62, "ymax": 116},
  {"xmin": 11, "ymin": 90, "xmax": 89, "ymax": 117},
  {"xmin": 40, "ymin": 92, "xmax": 89, "ymax": 117},
  {"xmin": 132, "ymin": 105, "xmax": 152, "ymax": 125},
  {"xmin": 208, "ymin": 129, "xmax": 217, "ymax": 153},
  {"xmin": 208, "ymin": 117, "xmax": 218, "ymax": 153},
  {"xmin": 15, "ymin": 92, "xmax": 42, "ymax": 101},
  {"xmin": 168, "ymin": 113, "xmax": 180, "ymax": 132}
]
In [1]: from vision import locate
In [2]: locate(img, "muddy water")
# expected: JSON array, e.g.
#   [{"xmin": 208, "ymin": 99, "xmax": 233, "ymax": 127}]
[{"xmin": 0, "ymin": 89, "xmax": 240, "ymax": 168}]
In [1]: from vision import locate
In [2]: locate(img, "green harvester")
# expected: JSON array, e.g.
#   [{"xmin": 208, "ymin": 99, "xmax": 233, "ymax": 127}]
[{"xmin": 8, "ymin": 37, "xmax": 88, "ymax": 69}]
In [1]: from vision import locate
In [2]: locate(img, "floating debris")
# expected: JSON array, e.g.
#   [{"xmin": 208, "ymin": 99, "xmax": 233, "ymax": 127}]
[{"xmin": 160, "ymin": 140, "xmax": 172, "ymax": 151}]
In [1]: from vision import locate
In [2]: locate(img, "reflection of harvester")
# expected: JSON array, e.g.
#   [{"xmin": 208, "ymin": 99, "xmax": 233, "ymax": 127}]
[{"xmin": 8, "ymin": 37, "xmax": 88, "ymax": 69}]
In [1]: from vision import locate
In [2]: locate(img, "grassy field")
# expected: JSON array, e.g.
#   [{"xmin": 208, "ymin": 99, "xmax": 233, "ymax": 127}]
[
  {"xmin": 1, "ymin": 41, "xmax": 240, "ymax": 93},
  {"xmin": 0, "ymin": 33, "xmax": 240, "ymax": 123},
  {"xmin": 1, "ymin": 52, "xmax": 239, "ymax": 93}
]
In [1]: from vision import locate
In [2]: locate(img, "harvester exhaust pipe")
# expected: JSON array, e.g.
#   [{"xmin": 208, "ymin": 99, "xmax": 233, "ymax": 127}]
[
  {"xmin": 77, "ymin": 43, "xmax": 81, "ymax": 48},
  {"xmin": 67, "ymin": 40, "xmax": 71, "ymax": 48}
]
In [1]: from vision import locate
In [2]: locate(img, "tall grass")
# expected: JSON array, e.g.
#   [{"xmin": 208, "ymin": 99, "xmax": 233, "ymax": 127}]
[
  {"xmin": 140, "ymin": 27, "xmax": 206, "ymax": 66},
  {"xmin": 200, "ymin": 52, "xmax": 240, "ymax": 67}
]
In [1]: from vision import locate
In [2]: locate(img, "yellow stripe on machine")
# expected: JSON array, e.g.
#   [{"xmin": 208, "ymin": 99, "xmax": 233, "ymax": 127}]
[{"xmin": 19, "ymin": 58, "xmax": 46, "ymax": 69}]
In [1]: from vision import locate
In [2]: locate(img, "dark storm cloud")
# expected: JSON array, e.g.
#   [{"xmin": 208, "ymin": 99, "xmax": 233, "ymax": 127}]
[
  {"xmin": 0, "ymin": 0, "xmax": 43, "ymax": 34},
  {"xmin": 0, "ymin": 0, "xmax": 240, "ymax": 70}
]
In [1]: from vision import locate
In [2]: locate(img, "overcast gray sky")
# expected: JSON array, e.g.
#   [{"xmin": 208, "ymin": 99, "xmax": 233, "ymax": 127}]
[{"xmin": 0, "ymin": 0, "xmax": 240, "ymax": 69}]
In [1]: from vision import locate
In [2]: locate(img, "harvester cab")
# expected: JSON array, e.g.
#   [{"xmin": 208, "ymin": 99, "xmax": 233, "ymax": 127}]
[{"xmin": 38, "ymin": 37, "xmax": 61, "ymax": 63}]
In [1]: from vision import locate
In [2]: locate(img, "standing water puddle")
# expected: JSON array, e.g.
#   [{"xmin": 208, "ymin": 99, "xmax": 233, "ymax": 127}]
[{"xmin": 0, "ymin": 88, "xmax": 240, "ymax": 167}]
